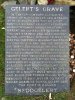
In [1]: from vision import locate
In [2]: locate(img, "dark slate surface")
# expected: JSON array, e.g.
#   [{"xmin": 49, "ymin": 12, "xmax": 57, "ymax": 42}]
[{"xmin": 5, "ymin": 5, "xmax": 70, "ymax": 95}]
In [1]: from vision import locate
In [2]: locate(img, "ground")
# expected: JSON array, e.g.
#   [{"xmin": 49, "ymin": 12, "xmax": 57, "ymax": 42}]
[{"xmin": 0, "ymin": 1, "xmax": 75, "ymax": 100}]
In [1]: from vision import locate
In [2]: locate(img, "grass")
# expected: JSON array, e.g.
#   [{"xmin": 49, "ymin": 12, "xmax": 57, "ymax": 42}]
[{"xmin": 0, "ymin": 1, "xmax": 75, "ymax": 100}]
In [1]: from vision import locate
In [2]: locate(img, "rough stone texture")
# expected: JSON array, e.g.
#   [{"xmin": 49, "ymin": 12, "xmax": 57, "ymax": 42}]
[{"xmin": 1, "ymin": 1, "xmax": 16, "ymax": 9}]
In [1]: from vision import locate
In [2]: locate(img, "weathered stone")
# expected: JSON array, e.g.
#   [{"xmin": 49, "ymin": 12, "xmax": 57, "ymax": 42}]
[{"xmin": 1, "ymin": 1, "xmax": 16, "ymax": 9}]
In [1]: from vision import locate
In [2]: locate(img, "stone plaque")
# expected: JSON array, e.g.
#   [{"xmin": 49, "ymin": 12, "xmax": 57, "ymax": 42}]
[{"xmin": 5, "ymin": 5, "xmax": 70, "ymax": 95}]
